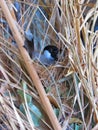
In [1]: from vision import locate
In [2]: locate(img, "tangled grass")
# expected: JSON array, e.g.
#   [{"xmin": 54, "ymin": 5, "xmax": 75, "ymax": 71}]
[{"xmin": 0, "ymin": 0, "xmax": 98, "ymax": 130}]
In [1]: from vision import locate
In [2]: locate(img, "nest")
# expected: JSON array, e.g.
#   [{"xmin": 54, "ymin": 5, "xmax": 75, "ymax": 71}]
[{"xmin": 0, "ymin": 0, "xmax": 98, "ymax": 130}]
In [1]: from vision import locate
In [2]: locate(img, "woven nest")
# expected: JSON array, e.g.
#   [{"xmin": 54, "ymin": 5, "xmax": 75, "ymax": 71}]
[{"xmin": 0, "ymin": 0, "xmax": 98, "ymax": 130}]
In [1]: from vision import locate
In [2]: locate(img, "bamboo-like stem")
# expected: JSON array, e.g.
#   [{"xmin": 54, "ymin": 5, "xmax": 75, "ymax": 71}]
[
  {"xmin": 74, "ymin": 1, "xmax": 82, "ymax": 63},
  {"xmin": 7, "ymin": 0, "xmax": 17, "ymax": 20},
  {"xmin": 0, "ymin": 1, "xmax": 62, "ymax": 130},
  {"xmin": 75, "ymin": 18, "xmax": 82, "ymax": 62}
]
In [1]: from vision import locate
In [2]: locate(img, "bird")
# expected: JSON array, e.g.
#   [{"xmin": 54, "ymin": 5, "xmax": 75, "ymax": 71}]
[
  {"xmin": 24, "ymin": 31, "xmax": 59, "ymax": 66},
  {"xmin": 32, "ymin": 45, "xmax": 58, "ymax": 66}
]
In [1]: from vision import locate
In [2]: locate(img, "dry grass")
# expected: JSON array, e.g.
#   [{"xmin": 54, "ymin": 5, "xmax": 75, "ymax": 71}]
[{"xmin": 0, "ymin": 0, "xmax": 98, "ymax": 130}]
